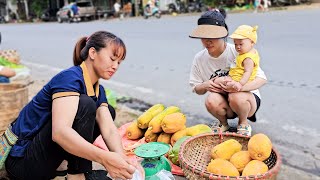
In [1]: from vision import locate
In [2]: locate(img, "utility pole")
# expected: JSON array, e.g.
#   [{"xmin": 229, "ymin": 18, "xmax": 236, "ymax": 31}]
[{"xmin": 23, "ymin": 0, "xmax": 29, "ymax": 20}]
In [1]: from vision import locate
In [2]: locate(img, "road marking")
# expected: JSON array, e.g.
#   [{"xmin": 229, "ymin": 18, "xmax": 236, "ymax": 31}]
[
  {"xmin": 282, "ymin": 124, "xmax": 320, "ymax": 137},
  {"xmin": 23, "ymin": 61, "xmax": 154, "ymax": 94}
]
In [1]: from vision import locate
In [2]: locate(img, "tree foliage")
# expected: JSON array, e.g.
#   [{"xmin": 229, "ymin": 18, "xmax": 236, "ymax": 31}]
[{"xmin": 30, "ymin": 0, "xmax": 49, "ymax": 18}]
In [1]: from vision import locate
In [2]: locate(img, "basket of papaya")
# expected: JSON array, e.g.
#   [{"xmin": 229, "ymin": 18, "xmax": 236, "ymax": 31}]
[{"xmin": 179, "ymin": 132, "xmax": 281, "ymax": 180}]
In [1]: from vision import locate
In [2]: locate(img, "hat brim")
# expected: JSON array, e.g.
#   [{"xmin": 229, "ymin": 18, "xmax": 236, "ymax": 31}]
[
  {"xmin": 189, "ymin": 25, "xmax": 228, "ymax": 39},
  {"xmin": 229, "ymin": 33, "xmax": 247, "ymax": 39}
]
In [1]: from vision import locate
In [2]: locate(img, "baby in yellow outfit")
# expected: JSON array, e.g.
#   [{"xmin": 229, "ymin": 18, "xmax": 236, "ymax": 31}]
[
  {"xmin": 214, "ymin": 25, "xmax": 259, "ymax": 91},
  {"xmin": 228, "ymin": 25, "xmax": 259, "ymax": 90}
]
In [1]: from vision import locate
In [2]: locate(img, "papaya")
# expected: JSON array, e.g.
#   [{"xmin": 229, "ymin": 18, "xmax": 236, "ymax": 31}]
[
  {"xmin": 248, "ymin": 133, "xmax": 272, "ymax": 161},
  {"xmin": 148, "ymin": 106, "xmax": 180, "ymax": 133},
  {"xmin": 168, "ymin": 136, "xmax": 191, "ymax": 165},
  {"xmin": 230, "ymin": 151, "xmax": 252, "ymax": 172},
  {"xmin": 242, "ymin": 160, "xmax": 268, "ymax": 176},
  {"xmin": 144, "ymin": 128, "xmax": 159, "ymax": 142},
  {"xmin": 186, "ymin": 124, "xmax": 212, "ymax": 136},
  {"xmin": 126, "ymin": 121, "xmax": 144, "ymax": 140},
  {"xmin": 170, "ymin": 128, "xmax": 187, "ymax": 146},
  {"xmin": 157, "ymin": 132, "xmax": 172, "ymax": 144},
  {"xmin": 148, "ymin": 104, "xmax": 165, "ymax": 117},
  {"xmin": 207, "ymin": 158, "xmax": 240, "ymax": 176},
  {"xmin": 137, "ymin": 104, "xmax": 165, "ymax": 129},
  {"xmin": 161, "ymin": 112, "xmax": 186, "ymax": 134},
  {"xmin": 211, "ymin": 139, "xmax": 242, "ymax": 160}
]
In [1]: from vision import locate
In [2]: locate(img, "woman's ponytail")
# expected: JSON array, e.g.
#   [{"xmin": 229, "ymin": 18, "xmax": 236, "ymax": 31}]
[{"xmin": 73, "ymin": 37, "xmax": 87, "ymax": 66}]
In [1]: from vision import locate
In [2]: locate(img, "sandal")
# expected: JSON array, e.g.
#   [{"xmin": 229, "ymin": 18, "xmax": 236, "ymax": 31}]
[
  {"xmin": 237, "ymin": 124, "xmax": 252, "ymax": 137},
  {"xmin": 84, "ymin": 170, "xmax": 111, "ymax": 180},
  {"xmin": 211, "ymin": 123, "xmax": 230, "ymax": 133}
]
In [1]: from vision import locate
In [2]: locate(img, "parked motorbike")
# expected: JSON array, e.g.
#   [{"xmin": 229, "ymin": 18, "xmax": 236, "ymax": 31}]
[
  {"xmin": 0, "ymin": 16, "xmax": 6, "ymax": 24},
  {"xmin": 144, "ymin": 5, "xmax": 161, "ymax": 19},
  {"xmin": 168, "ymin": 0, "xmax": 188, "ymax": 13},
  {"xmin": 187, "ymin": 0, "xmax": 208, "ymax": 13},
  {"xmin": 273, "ymin": 0, "xmax": 310, "ymax": 6}
]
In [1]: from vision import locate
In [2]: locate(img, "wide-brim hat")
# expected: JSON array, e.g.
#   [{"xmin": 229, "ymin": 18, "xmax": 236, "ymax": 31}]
[{"xmin": 189, "ymin": 11, "xmax": 228, "ymax": 39}]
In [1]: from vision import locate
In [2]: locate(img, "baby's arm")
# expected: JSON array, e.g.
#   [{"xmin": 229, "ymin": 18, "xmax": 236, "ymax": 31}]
[
  {"xmin": 239, "ymin": 58, "xmax": 254, "ymax": 86},
  {"xmin": 223, "ymin": 58, "xmax": 255, "ymax": 91}
]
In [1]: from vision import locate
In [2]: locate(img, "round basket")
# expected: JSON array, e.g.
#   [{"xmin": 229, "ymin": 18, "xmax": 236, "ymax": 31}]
[
  {"xmin": 179, "ymin": 132, "xmax": 281, "ymax": 180},
  {"xmin": 0, "ymin": 83, "xmax": 28, "ymax": 135}
]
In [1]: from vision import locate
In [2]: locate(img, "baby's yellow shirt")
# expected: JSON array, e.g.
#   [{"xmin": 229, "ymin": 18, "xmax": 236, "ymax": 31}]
[{"xmin": 229, "ymin": 51, "xmax": 260, "ymax": 82}]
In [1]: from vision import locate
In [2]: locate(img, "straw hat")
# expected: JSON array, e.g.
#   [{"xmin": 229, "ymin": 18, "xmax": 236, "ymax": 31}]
[
  {"xmin": 229, "ymin": 25, "xmax": 258, "ymax": 43},
  {"xmin": 189, "ymin": 10, "xmax": 228, "ymax": 39}
]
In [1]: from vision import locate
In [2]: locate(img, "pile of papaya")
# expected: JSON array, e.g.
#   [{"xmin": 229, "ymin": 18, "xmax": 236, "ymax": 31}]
[
  {"xmin": 125, "ymin": 103, "xmax": 213, "ymax": 165},
  {"xmin": 207, "ymin": 133, "xmax": 273, "ymax": 177}
]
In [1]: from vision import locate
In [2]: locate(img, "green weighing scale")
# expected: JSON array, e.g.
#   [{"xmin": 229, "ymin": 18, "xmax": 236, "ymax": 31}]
[{"xmin": 134, "ymin": 142, "xmax": 172, "ymax": 180}]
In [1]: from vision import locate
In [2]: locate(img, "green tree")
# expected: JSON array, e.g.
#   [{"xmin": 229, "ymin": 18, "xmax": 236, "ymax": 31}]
[{"xmin": 30, "ymin": 0, "xmax": 49, "ymax": 18}]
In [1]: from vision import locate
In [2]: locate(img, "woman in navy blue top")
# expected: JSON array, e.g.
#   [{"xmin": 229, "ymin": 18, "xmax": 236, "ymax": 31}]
[{"xmin": 6, "ymin": 31, "xmax": 137, "ymax": 180}]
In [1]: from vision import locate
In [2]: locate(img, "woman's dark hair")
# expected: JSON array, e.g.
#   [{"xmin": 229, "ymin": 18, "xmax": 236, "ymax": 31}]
[
  {"xmin": 218, "ymin": 8, "xmax": 227, "ymax": 19},
  {"xmin": 73, "ymin": 31, "xmax": 126, "ymax": 66}
]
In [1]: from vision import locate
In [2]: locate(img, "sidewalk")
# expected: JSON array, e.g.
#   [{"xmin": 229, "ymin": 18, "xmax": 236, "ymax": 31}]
[{"xmin": 26, "ymin": 79, "xmax": 319, "ymax": 180}]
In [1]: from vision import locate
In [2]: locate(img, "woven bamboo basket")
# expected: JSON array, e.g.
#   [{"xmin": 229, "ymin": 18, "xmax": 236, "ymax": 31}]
[
  {"xmin": 0, "ymin": 83, "xmax": 28, "ymax": 135},
  {"xmin": 179, "ymin": 132, "xmax": 281, "ymax": 180}
]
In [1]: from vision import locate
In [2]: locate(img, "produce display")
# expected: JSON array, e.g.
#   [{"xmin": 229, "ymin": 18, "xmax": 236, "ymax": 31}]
[
  {"xmin": 125, "ymin": 104, "xmax": 276, "ymax": 178},
  {"xmin": 207, "ymin": 133, "xmax": 273, "ymax": 177},
  {"xmin": 126, "ymin": 104, "xmax": 213, "ymax": 144}
]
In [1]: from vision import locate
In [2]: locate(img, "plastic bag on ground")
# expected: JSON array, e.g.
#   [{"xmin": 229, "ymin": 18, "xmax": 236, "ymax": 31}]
[
  {"xmin": 107, "ymin": 169, "xmax": 143, "ymax": 180},
  {"xmin": 147, "ymin": 170, "xmax": 175, "ymax": 180}
]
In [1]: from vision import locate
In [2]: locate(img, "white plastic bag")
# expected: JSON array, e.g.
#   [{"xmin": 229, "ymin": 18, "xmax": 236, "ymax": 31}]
[
  {"xmin": 148, "ymin": 170, "xmax": 175, "ymax": 180},
  {"xmin": 107, "ymin": 169, "xmax": 143, "ymax": 180}
]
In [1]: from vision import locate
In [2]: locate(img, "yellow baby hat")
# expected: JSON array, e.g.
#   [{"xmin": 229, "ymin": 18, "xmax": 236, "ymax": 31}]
[{"xmin": 229, "ymin": 25, "xmax": 258, "ymax": 43}]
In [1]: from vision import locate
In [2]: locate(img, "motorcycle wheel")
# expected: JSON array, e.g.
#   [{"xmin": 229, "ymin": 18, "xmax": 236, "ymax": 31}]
[
  {"xmin": 57, "ymin": 17, "xmax": 62, "ymax": 23},
  {"xmin": 274, "ymin": 0, "xmax": 287, "ymax": 6},
  {"xmin": 155, "ymin": 13, "xmax": 161, "ymax": 18}
]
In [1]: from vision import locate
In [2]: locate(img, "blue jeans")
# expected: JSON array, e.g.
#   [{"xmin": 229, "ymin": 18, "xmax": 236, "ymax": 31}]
[{"xmin": 0, "ymin": 76, "xmax": 9, "ymax": 83}]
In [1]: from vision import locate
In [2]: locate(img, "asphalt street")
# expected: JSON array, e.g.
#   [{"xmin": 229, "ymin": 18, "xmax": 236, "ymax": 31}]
[{"xmin": 1, "ymin": 8, "xmax": 319, "ymax": 178}]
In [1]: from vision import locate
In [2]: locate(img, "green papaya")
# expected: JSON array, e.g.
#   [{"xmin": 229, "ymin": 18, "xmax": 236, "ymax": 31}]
[{"xmin": 168, "ymin": 136, "xmax": 191, "ymax": 165}]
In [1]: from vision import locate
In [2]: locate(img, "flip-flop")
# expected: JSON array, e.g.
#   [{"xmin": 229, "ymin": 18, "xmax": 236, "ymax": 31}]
[
  {"xmin": 64, "ymin": 170, "xmax": 111, "ymax": 180},
  {"xmin": 55, "ymin": 170, "xmax": 67, "ymax": 177},
  {"xmin": 85, "ymin": 170, "xmax": 111, "ymax": 180},
  {"xmin": 50, "ymin": 170, "xmax": 67, "ymax": 179}
]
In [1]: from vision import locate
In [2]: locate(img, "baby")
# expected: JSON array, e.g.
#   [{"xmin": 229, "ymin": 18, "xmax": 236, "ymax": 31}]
[{"xmin": 215, "ymin": 25, "xmax": 259, "ymax": 91}]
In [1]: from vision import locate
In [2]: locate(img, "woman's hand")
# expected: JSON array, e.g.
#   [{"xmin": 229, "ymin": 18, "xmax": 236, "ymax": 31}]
[
  {"xmin": 119, "ymin": 154, "xmax": 145, "ymax": 179},
  {"xmin": 101, "ymin": 152, "xmax": 136, "ymax": 180},
  {"xmin": 205, "ymin": 78, "xmax": 225, "ymax": 93}
]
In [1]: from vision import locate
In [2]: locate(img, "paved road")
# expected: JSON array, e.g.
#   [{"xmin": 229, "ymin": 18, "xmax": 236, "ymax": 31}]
[{"xmin": 1, "ymin": 8, "xmax": 319, "ymax": 178}]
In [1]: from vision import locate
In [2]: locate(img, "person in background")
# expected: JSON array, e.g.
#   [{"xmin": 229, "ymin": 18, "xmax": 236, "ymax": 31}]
[
  {"xmin": 113, "ymin": 0, "xmax": 122, "ymax": 17},
  {"xmin": 0, "ymin": 65, "xmax": 16, "ymax": 83},
  {"xmin": 5, "ymin": 31, "xmax": 140, "ymax": 180},
  {"xmin": 70, "ymin": 2, "xmax": 79, "ymax": 17},
  {"xmin": 189, "ymin": 10, "xmax": 267, "ymax": 137},
  {"xmin": 123, "ymin": 2, "xmax": 133, "ymax": 17}
]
